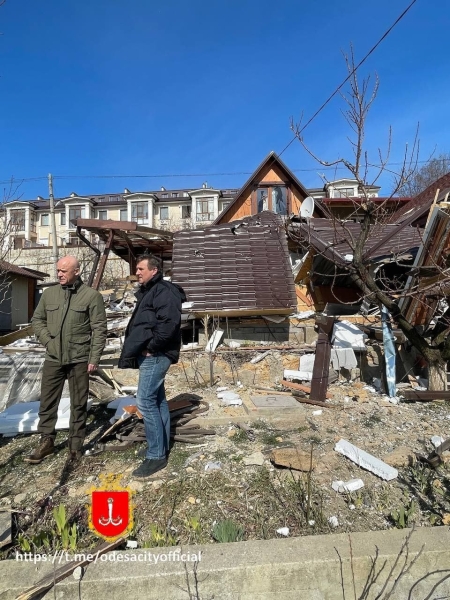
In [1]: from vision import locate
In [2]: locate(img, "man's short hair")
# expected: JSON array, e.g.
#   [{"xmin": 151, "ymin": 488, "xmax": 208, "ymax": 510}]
[{"xmin": 136, "ymin": 254, "xmax": 162, "ymax": 272}]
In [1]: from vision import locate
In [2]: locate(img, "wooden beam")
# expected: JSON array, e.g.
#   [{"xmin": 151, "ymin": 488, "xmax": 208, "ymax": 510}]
[
  {"xmin": 0, "ymin": 325, "xmax": 33, "ymax": 346},
  {"xmin": 92, "ymin": 229, "xmax": 114, "ymax": 290},
  {"xmin": 281, "ymin": 379, "xmax": 332, "ymax": 399},
  {"xmin": 402, "ymin": 390, "xmax": 450, "ymax": 401},
  {"xmin": 74, "ymin": 218, "xmax": 138, "ymax": 231},
  {"xmin": 309, "ymin": 316, "xmax": 334, "ymax": 402}
]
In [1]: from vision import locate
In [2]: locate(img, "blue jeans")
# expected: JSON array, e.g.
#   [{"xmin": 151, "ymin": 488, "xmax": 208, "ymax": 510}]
[{"xmin": 136, "ymin": 354, "xmax": 172, "ymax": 460}]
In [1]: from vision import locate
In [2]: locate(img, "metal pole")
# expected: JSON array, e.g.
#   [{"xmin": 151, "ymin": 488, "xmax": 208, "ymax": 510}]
[{"xmin": 48, "ymin": 173, "xmax": 59, "ymax": 279}]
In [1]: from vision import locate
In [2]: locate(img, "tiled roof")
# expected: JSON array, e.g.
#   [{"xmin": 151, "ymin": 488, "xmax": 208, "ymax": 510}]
[
  {"xmin": 321, "ymin": 196, "xmax": 411, "ymax": 204},
  {"xmin": 172, "ymin": 211, "xmax": 297, "ymax": 314}
]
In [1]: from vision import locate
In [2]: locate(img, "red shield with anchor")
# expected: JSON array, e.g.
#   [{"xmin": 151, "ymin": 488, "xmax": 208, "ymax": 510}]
[{"xmin": 91, "ymin": 491, "xmax": 130, "ymax": 540}]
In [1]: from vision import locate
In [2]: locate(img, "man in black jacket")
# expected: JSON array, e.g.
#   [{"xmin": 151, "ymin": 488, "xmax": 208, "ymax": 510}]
[{"xmin": 118, "ymin": 254, "xmax": 185, "ymax": 478}]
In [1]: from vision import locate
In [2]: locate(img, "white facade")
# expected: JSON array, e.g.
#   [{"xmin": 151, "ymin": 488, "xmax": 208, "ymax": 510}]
[{"xmin": 3, "ymin": 184, "xmax": 238, "ymax": 249}]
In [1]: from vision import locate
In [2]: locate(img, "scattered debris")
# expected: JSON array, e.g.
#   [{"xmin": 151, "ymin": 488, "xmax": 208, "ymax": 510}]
[
  {"xmin": 206, "ymin": 329, "xmax": 224, "ymax": 353},
  {"xmin": 331, "ymin": 479, "xmax": 364, "ymax": 493},
  {"xmin": 205, "ymin": 462, "xmax": 222, "ymax": 471},
  {"xmin": 328, "ymin": 516, "xmax": 339, "ymax": 528},
  {"xmin": 243, "ymin": 451, "xmax": 265, "ymax": 466},
  {"xmin": 250, "ymin": 350, "xmax": 272, "ymax": 364},
  {"xmin": 276, "ymin": 527, "xmax": 290, "ymax": 536},
  {"xmin": 335, "ymin": 438, "xmax": 398, "ymax": 481},
  {"xmin": 270, "ymin": 447, "xmax": 315, "ymax": 472},
  {"xmin": 431, "ymin": 435, "xmax": 446, "ymax": 448},
  {"xmin": 332, "ymin": 321, "xmax": 367, "ymax": 351}
]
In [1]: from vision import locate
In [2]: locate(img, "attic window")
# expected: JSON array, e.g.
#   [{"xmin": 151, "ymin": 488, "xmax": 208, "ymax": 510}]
[
  {"xmin": 256, "ymin": 186, "xmax": 287, "ymax": 214},
  {"xmin": 333, "ymin": 188, "xmax": 355, "ymax": 198}
]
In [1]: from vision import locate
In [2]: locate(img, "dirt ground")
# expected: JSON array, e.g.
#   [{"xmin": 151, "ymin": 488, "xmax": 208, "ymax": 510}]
[{"xmin": 1, "ymin": 345, "xmax": 450, "ymax": 554}]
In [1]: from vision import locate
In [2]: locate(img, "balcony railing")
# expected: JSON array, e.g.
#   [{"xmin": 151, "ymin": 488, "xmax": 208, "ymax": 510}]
[{"xmin": 131, "ymin": 217, "xmax": 149, "ymax": 225}]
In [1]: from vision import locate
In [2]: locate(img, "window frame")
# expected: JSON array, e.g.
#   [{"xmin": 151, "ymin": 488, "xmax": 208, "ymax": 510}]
[
  {"xmin": 252, "ymin": 184, "xmax": 289, "ymax": 215},
  {"xmin": 41, "ymin": 213, "xmax": 49, "ymax": 226},
  {"xmin": 68, "ymin": 205, "xmax": 85, "ymax": 222},
  {"xmin": 196, "ymin": 198, "xmax": 214, "ymax": 222},
  {"xmin": 181, "ymin": 204, "xmax": 192, "ymax": 219},
  {"xmin": 159, "ymin": 206, "xmax": 169, "ymax": 220}
]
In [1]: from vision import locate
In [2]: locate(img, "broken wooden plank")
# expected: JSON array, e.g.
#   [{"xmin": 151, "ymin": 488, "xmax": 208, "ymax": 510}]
[
  {"xmin": 281, "ymin": 379, "xmax": 332, "ymax": 399},
  {"xmin": 253, "ymin": 387, "xmax": 294, "ymax": 397},
  {"xmin": 292, "ymin": 393, "xmax": 329, "ymax": 408},
  {"xmin": 0, "ymin": 325, "xmax": 33, "ymax": 347},
  {"xmin": 401, "ymin": 390, "xmax": 450, "ymax": 401},
  {"xmin": 15, "ymin": 538, "xmax": 125, "ymax": 600}
]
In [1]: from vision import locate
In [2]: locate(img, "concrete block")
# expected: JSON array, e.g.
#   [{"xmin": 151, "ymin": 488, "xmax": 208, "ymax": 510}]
[
  {"xmin": 304, "ymin": 326, "xmax": 318, "ymax": 344},
  {"xmin": 335, "ymin": 438, "xmax": 398, "ymax": 481},
  {"xmin": 250, "ymin": 395, "xmax": 299, "ymax": 408}
]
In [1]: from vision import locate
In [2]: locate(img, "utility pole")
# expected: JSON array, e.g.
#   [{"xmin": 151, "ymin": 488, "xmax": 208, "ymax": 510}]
[{"xmin": 48, "ymin": 173, "xmax": 59, "ymax": 279}]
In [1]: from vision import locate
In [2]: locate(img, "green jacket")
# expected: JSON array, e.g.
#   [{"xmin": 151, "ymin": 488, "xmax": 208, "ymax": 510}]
[{"xmin": 32, "ymin": 278, "xmax": 107, "ymax": 365}]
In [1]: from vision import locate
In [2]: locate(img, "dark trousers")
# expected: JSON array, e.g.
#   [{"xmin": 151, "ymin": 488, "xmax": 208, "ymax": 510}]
[{"xmin": 38, "ymin": 360, "xmax": 89, "ymax": 451}]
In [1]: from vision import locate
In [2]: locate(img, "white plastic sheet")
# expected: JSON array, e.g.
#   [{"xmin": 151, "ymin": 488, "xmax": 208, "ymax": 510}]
[{"xmin": 332, "ymin": 321, "xmax": 367, "ymax": 351}]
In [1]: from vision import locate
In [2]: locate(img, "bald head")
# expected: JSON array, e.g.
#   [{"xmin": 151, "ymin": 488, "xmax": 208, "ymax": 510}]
[{"xmin": 57, "ymin": 256, "xmax": 80, "ymax": 286}]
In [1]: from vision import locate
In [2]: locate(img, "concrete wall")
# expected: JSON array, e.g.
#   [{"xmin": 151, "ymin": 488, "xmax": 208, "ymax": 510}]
[
  {"xmin": 7, "ymin": 247, "xmax": 130, "ymax": 286},
  {"xmin": 2, "ymin": 527, "xmax": 450, "ymax": 600}
]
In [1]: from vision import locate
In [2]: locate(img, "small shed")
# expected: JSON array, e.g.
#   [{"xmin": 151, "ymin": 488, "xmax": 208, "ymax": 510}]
[{"xmin": 0, "ymin": 261, "xmax": 47, "ymax": 333}]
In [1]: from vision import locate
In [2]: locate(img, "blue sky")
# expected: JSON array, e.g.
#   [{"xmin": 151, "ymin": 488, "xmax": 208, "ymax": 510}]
[{"xmin": 0, "ymin": 0, "xmax": 449, "ymax": 200}]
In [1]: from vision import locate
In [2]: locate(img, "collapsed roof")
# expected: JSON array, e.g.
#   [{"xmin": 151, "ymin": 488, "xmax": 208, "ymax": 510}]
[{"xmin": 172, "ymin": 212, "xmax": 297, "ymax": 316}]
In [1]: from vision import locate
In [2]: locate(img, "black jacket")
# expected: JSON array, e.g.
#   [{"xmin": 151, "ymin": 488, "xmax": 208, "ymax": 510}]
[{"xmin": 118, "ymin": 273, "xmax": 186, "ymax": 369}]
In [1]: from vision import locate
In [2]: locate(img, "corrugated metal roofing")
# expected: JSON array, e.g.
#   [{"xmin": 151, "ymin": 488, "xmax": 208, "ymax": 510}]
[
  {"xmin": 172, "ymin": 212, "xmax": 297, "ymax": 314},
  {"xmin": 289, "ymin": 219, "xmax": 423, "ymax": 264},
  {"xmin": 388, "ymin": 174, "xmax": 450, "ymax": 225}
]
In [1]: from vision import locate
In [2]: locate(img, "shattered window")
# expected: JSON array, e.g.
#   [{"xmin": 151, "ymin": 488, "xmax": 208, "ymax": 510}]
[
  {"xmin": 257, "ymin": 189, "xmax": 269, "ymax": 212},
  {"xmin": 257, "ymin": 186, "xmax": 287, "ymax": 214},
  {"xmin": 272, "ymin": 186, "xmax": 287, "ymax": 214}
]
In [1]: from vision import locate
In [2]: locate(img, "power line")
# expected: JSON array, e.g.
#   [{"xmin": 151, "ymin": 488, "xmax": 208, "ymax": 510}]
[
  {"xmin": 277, "ymin": 0, "xmax": 418, "ymax": 157},
  {"xmin": 1, "ymin": 157, "xmax": 446, "ymax": 188}
]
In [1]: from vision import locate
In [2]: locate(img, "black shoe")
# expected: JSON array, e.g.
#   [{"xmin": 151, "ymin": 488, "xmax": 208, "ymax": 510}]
[
  {"xmin": 132, "ymin": 458, "xmax": 168, "ymax": 479},
  {"xmin": 24, "ymin": 437, "xmax": 54, "ymax": 464},
  {"xmin": 137, "ymin": 447, "xmax": 169, "ymax": 460}
]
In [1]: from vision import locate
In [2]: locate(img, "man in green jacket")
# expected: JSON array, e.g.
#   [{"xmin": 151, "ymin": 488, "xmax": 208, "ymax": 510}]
[{"xmin": 24, "ymin": 255, "xmax": 107, "ymax": 464}]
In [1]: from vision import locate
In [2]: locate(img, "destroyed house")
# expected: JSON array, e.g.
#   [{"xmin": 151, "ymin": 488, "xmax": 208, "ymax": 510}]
[
  {"xmin": 288, "ymin": 219, "xmax": 424, "ymax": 312},
  {"xmin": 172, "ymin": 212, "xmax": 297, "ymax": 316}
]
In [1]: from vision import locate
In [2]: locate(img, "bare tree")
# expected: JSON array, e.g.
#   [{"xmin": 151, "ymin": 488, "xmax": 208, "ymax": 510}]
[
  {"xmin": 398, "ymin": 153, "xmax": 450, "ymax": 197},
  {"xmin": 290, "ymin": 46, "xmax": 450, "ymax": 390}
]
